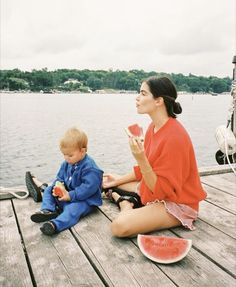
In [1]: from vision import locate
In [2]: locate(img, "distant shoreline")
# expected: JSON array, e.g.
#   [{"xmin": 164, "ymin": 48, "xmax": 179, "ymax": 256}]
[
  {"xmin": 0, "ymin": 90, "xmax": 230, "ymax": 96},
  {"xmin": 1, "ymin": 69, "xmax": 231, "ymax": 95}
]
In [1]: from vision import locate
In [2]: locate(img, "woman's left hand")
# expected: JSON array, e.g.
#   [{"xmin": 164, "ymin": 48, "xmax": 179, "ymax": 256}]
[{"xmin": 129, "ymin": 137, "xmax": 145, "ymax": 161}]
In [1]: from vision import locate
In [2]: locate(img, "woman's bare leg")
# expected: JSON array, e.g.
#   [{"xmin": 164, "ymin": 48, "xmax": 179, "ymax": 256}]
[
  {"xmin": 107, "ymin": 180, "xmax": 181, "ymax": 237},
  {"xmin": 111, "ymin": 202, "xmax": 181, "ymax": 238}
]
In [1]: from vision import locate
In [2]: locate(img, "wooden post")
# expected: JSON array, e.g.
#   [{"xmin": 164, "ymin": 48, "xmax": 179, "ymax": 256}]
[{"xmin": 232, "ymin": 56, "xmax": 236, "ymax": 136}]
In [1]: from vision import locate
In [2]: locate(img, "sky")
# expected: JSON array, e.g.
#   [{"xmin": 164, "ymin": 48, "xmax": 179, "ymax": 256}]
[{"xmin": 1, "ymin": 0, "xmax": 235, "ymax": 77}]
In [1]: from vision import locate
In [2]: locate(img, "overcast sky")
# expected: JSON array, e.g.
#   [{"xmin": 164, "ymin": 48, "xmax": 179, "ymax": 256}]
[{"xmin": 1, "ymin": 0, "xmax": 235, "ymax": 77}]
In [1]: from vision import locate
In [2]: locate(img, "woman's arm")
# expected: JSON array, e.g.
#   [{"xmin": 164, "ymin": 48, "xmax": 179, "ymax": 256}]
[
  {"xmin": 129, "ymin": 137, "xmax": 157, "ymax": 192},
  {"xmin": 103, "ymin": 172, "xmax": 136, "ymax": 189}
]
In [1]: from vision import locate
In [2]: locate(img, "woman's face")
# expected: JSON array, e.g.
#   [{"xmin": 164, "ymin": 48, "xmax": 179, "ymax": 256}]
[{"xmin": 136, "ymin": 82, "xmax": 157, "ymax": 115}]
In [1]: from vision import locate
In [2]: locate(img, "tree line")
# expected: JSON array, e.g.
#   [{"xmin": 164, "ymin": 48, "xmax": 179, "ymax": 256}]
[{"xmin": 0, "ymin": 68, "xmax": 232, "ymax": 94}]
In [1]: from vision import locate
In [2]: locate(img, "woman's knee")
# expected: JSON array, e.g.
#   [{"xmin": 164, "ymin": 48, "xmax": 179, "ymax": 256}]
[{"xmin": 111, "ymin": 216, "xmax": 132, "ymax": 237}]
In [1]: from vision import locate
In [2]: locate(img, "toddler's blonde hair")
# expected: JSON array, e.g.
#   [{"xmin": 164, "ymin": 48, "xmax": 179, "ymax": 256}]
[{"xmin": 60, "ymin": 127, "xmax": 88, "ymax": 151}]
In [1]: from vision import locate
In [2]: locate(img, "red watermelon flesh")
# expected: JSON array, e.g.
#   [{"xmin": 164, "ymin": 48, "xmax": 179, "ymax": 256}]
[
  {"xmin": 137, "ymin": 234, "xmax": 192, "ymax": 264},
  {"xmin": 127, "ymin": 124, "xmax": 143, "ymax": 138},
  {"xmin": 54, "ymin": 186, "xmax": 64, "ymax": 198}
]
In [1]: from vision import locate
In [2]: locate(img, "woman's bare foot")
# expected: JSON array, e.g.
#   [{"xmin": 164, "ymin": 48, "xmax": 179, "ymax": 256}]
[{"xmin": 112, "ymin": 192, "xmax": 134, "ymax": 211}]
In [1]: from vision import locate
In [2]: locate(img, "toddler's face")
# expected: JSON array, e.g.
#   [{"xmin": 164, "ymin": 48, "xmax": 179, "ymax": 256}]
[{"xmin": 61, "ymin": 147, "xmax": 85, "ymax": 165}]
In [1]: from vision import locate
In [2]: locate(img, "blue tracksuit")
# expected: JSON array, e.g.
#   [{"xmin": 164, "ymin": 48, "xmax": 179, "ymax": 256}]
[{"xmin": 41, "ymin": 154, "xmax": 103, "ymax": 232}]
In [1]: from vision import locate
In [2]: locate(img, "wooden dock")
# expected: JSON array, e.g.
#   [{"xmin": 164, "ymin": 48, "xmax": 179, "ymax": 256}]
[{"xmin": 1, "ymin": 165, "xmax": 236, "ymax": 287}]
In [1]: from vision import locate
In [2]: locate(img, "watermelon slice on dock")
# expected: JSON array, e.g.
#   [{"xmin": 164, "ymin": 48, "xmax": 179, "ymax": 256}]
[
  {"xmin": 125, "ymin": 124, "xmax": 144, "ymax": 140},
  {"xmin": 137, "ymin": 234, "xmax": 192, "ymax": 264}
]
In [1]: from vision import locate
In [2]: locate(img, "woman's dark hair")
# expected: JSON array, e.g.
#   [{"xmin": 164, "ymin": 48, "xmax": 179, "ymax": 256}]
[{"xmin": 144, "ymin": 76, "xmax": 182, "ymax": 118}]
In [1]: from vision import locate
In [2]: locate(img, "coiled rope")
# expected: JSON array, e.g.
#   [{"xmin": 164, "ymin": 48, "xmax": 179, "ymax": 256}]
[
  {"xmin": 0, "ymin": 186, "xmax": 29, "ymax": 199},
  {"xmin": 225, "ymin": 77, "xmax": 236, "ymax": 174}
]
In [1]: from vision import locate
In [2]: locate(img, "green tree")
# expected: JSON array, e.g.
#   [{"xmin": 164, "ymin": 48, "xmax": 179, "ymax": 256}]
[
  {"xmin": 210, "ymin": 77, "xmax": 228, "ymax": 93},
  {"xmin": 86, "ymin": 76, "xmax": 102, "ymax": 91},
  {"xmin": 8, "ymin": 77, "xmax": 29, "ymax": 90},
  {"xmin": 30, "ymin": 69, "xmax": 53, "ymax": 91}
]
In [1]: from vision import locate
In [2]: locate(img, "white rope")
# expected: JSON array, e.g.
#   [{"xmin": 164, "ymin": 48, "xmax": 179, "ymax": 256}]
[
  {"xmin": 226, "ymin": 98, "xmax": 235, "ymax": 126},
  {"xmin": 224, "ymin": 136, "xmax": 236, "ymax": 175},
  {"xmin": 0, "ymin": 186, "xmax": 29, "ymax": 199}
]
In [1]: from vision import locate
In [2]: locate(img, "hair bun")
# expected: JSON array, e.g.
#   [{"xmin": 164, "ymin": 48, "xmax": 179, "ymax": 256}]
[{"xmin": 173, "ymin": 101, "xmax": 182, "ymax": 114}]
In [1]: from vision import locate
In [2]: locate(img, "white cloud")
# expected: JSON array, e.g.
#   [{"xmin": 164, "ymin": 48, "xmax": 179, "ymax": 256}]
[{"xmin": 1, "ymin": 0, "xmax": 235, "ymax": 77}]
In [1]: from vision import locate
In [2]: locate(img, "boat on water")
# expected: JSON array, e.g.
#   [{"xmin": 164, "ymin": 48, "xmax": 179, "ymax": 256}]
[{"xmin": 210, "ymin": 92, "xmax": 218, "ymax": 96}]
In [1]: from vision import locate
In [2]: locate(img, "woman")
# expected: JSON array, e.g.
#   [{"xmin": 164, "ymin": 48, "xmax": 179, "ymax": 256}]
[{"xmin": 103, "ymin": 76, "xmax": 206, "ymax": 238}]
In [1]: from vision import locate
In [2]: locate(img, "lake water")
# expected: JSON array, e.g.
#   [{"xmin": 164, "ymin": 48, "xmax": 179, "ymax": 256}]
[{"xmin": 0, "ymin": 92, "xmax": 232, "ymax": 188}]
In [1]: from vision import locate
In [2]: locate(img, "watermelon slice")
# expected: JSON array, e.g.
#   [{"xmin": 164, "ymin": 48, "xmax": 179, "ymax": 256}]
[
  {"xmin": 137, "ymin": 234, "xmax": 192, "ymax": 264},
  {"xmin": 54, "ymin": 181, "xmax": 64, "ymax": 198},
  {"xmin": 125, "ymin": 124, "xmax": 144, "ymax": 141}
]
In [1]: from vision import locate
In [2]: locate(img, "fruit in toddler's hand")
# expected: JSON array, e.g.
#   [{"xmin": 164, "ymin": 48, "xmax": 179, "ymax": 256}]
[{"xmin": 54, "ymin": 181, "xmax": 64, "ymax": 198}]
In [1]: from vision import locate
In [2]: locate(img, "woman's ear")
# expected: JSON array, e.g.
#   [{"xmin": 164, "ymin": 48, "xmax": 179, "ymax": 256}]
[{"xmin": 155, "ymin": 97, "xmax": 164, "ymax": 106}]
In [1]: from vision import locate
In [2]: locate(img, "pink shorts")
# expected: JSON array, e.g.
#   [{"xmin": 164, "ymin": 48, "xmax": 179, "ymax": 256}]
[
  {"xmin": 136, "ymin": 183, "xmax": 198, "ymax": 230},
  {"xmin": 148, "ymin": 200, "xmax": 198, "ymax": 230}
]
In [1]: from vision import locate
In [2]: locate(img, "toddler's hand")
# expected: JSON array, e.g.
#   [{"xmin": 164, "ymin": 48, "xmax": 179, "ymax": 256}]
[
  {"xmin": 52, "ymin": 181, "xmax": 67, "ymax": 198},
  {"xmin": 58, "ymin": 189, "xmax": 71, "ymax": 202}
]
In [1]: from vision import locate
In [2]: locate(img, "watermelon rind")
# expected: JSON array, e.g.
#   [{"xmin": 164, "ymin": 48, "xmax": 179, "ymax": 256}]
[{"xmin": 137, "ymin": 234, "xmax": 192, "ymax": 264}]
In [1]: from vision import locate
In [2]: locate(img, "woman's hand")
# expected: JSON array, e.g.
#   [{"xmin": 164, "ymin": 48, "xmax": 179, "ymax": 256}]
[
  {"xmin": 129, "ymin": 137, "xmax": 145, "ymax": 161},
  {"xmin": 102, "ymin": 174, "xmax": 119, "ymax": 189}
]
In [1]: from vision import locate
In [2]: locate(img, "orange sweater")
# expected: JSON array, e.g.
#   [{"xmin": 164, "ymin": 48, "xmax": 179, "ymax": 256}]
[{"xmin": 134, "ymin": 118, "xmax": 206, "ymax": 210}]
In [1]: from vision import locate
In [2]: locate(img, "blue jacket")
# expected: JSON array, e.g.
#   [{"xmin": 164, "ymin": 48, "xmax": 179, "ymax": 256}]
[{"xmin": 48, "ymin": 154, "xmax": 103, "ymax": 206}]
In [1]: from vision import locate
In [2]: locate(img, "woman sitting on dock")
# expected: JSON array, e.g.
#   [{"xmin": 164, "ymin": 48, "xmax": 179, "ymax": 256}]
[{"xmin": 103, "ymin": 76, "xmax": 207, "ymax": 237}]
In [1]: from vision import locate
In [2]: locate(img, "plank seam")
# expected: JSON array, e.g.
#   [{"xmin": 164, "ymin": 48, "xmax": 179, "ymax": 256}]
[
  {"xmin": 11, "ymin": 199, "xmax": 38, "ymax": 287},
  {"xmin": 129, "ymin": 239, "xmax": 179, "ymax": 287},
  {"xmin": 170, "ymin": 229, "xmax": 236, "ymax": 280},
  {"xmin": 198, "ymin": 217, "xmax": 236, "ymax": 240},
  {"xmin": 201, "ymin": 182, "xmax": 236, "ymax": 197},
  {"xmin": 190, "ymin": 244, "xmax": 236, "ymax": 280},
  {"xmin": 69, "ymin": 228, "xmax": 112, "ymax": 287},
  {"xmin": 51, "ymin": 245, "xmax": 73, "ymax": 285},
  {"xmin": 98, "ymin": 207, "xmax": 179, "ymax": 286},
  {"xmin": 204, "ymin": 199, "xmax": 236, "ymax": 215}
]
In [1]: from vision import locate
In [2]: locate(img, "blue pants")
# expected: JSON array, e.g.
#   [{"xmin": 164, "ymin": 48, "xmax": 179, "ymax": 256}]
[{"xmin": 41, "ymin": 187, "xmax": 94, "ymax": 232}]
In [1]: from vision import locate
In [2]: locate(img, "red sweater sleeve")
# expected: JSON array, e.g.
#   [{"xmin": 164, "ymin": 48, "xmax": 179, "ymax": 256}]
[{"xmin": 133, "ymin": 165, "xmax": 142, "ymax": 180}]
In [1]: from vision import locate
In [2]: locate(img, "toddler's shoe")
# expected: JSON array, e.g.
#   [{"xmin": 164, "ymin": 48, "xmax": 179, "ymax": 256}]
[
  {"xmin": 40, "ymin": 221, "xmax": 56, "ymax": 236},
  {"xmin": 31, "ymin": 209, "xmax": 58, "ymax": 223}
]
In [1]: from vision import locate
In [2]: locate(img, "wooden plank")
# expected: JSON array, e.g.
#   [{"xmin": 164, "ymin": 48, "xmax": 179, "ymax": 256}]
[
  {"xmin": 202, "ymin": 183, "xmax": 236, "ymax": 214},
  {"xmin": 72, "ymin": 208, "xmax": 175, "ymax": 287},
  {"xmin": 13, "ymin": 198, "xmax": 104, "ymax": 287},
  {"xmin": 133, "ymin": 230, "xmax": 236, "ymax": 287},
  {"xmin": 220, "ymin": 172, "xmax": 236, "ymax": 183},
  {"xmin": 172, "ymin": 220, "xmax": 236, "ymax": 277},
  {"xmin": 201, "ymin": 174, "xmax": 236, "ymax": 196},
  {"xmin": 199, "ymin": 200, "xmax": 236, "ymax": 238},
  {"xmin": 0, "ymin": 200, "xmax": 32, "ymax": 287},
  {"xmin": 99, "ymin": 199, "xmax": 236, "ymax": 286},
  {"xmin": 199, "ymin": 164, "xmax": 236, "ymax": 176}
]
